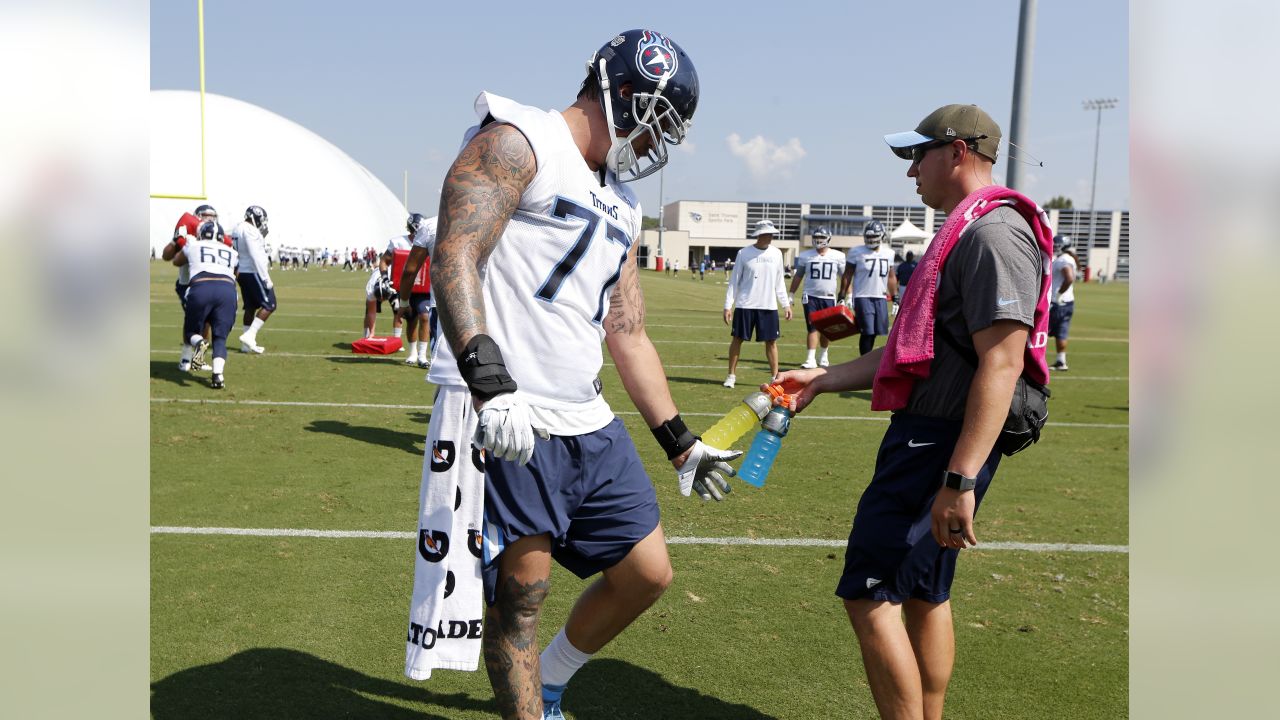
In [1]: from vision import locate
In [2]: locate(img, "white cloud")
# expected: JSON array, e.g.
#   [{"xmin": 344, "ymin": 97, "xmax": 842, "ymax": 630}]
[
  {"xmin": 676, "ymin": 139, "xmax": 697, "ymax": 155},
  {"xmin": 726, "ymin": 133, "xmax": 806, "ymax": 182}
]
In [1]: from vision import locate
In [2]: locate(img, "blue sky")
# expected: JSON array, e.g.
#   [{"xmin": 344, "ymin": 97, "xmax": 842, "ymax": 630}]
[{"xmin": 151, "ymin": 0, "xmax": 1128, "ymax": 219}]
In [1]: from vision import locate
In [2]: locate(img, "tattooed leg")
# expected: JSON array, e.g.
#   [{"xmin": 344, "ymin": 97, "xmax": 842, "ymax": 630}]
[{"xmin": 484, "ymin": 534, "xmax": 552, "ymax": 720}]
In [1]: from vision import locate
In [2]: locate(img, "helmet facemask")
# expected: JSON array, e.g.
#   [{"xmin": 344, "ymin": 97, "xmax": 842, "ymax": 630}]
[{"xmin": 597, "ymin": 58, "xmax": 691, "ymax": 183}]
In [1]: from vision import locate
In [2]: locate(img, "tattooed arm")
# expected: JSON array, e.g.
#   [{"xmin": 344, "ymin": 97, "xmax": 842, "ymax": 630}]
[
  {"xmin": 603, "ymin": 243, "xmax": 686, "ymax": 462},
  {"xmin": 430, "ymin": 122, "xmax": 536, "ymax": 355}
]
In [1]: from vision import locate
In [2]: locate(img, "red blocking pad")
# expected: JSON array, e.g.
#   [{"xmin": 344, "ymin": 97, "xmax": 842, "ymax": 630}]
[
  {"xmin": 351, "ymin": 336, "xmax": 404, "ymax": 354},
  {"xmin": 810, "ymin": 305, "xmax": 858, "ymax": 340}
]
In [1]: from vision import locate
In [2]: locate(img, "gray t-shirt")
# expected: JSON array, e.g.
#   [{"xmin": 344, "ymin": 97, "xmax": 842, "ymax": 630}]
[{"xmin": 905, "ymin": 206, "xmax": 1041, "ymax": 420}]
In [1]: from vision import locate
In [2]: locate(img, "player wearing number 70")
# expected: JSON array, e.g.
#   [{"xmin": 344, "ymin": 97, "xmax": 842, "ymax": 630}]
[
  {"xmin": 841, "ymin": 220, "xmax": 899, "ymax": 356},
  {"xmin": 418, "ymin": 29, "xmax": 741, "ymax": 720}
]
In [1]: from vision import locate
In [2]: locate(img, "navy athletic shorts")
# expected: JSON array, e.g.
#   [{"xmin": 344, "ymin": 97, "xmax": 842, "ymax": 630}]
[
  {"xmin": 803, "ymin": 296, "xmax": 836, "ymax": 333},
  {"xmin": 175, "ymin": 280, "xmax": 188, "ymax": 310},
  {"xmin": 854, "ymin": 297, "xmax": 889, "ymax": 336},
  {"xmin": 405, "ymin": 292, "xmax": 431, "ymax": 319},
  {"xmin": 835, "ymin": 413, "xmax": 1001, "ymax": 604},
  {"xmin": 481, "ymin": 417, "xmax": 660, "ymax": 604},
  {"xmin": 731, "ymin": 308, "xmax": 781, "ymax": 342},
  {"xmin": 182, "ymin": 276, "xmax": 238, "ymax": 345},
  {"xmin": 1049, "ymin": 301, "xmax": 1074, "ymax": 339},
  {"xmin": 237, "ymin": 272, "xmax": 277, "ymax": 313}
]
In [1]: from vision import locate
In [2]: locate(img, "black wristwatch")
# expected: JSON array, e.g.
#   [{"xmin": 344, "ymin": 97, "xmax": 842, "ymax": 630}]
[{"xmin": 942, "ymin": 470, "xmax": 977, "ymax": 491}]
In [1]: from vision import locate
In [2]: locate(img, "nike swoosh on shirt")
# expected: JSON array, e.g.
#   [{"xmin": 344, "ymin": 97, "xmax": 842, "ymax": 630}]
[
  {"xmin": 997, "ymin": 298, "xmax": 1019, "ymax": 306},
  {"xmin": 907, "ymin": 440, "xmax": 935, "ymax": 448}
]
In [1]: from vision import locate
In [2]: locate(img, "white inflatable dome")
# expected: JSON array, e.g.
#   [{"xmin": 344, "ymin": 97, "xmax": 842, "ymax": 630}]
[{"xmin": 150, "ymin": 90, "xmax": 406, "ymax": 253}]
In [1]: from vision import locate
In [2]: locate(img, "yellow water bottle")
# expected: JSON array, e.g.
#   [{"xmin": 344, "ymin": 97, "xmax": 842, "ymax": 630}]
[{"xmin": 702, "ymin": 389, "xmax": 774, "ymax": 449}]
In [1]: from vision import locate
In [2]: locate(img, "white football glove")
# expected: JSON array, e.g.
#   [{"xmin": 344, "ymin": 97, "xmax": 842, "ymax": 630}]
[
  {"xmin": 676, "ymin": 440, "xmax": 742, "ymax": 501},
  {"xmin": 472, "ymin": 392, "xmax": 550, "ymax": 465}
]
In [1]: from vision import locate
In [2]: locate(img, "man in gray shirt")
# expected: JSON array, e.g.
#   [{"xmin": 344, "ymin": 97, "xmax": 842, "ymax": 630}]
[{"xmin": 772, "ymin": 104, "xmax": 1042, "ymax": 720}]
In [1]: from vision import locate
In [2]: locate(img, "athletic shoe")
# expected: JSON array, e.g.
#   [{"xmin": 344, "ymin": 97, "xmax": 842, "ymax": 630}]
[
  {"xmin": 405, "ymin": 355, "xmax": 419, "ymax": 366},
  {"xmin": 819, "ymin": 356, "xmax": 831, "ymax": 367},
  {"xmin": 240, "ymin": 342, "xmax": 265, "ymax": 354},
  {"xmin": 191, "ymin": 338, "xmax": 208, "ymax": 369},
  {"xmin": 800, "ymin": 360, "xmax": 817, "ymax": 369},
  {"xmin": 542, "ymin": 700, "xmax": 565, "ymax": 720},
  {"xmin": 210, "ymin": 373, "xmax": 225, "ymax": 389},
  {"xmin": 722, "ymin": 374, "xmax": 736, "ymax": 389},
  {"xmin": 177, "ymin": 359, "xmax": 192, "ymax": 372},
  {"xmin": 1050, "ymin": 361, "xmax": 1068, "ymax": 372},
  {"xmin": 417, "ymin": 358, "xmax": 431, "ymax": 369},
  {"xmin": 197, "ymin": 362, "xmax": 213, "ymax": 372}
]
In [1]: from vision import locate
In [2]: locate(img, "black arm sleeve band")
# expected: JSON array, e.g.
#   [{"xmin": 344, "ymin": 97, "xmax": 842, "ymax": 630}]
[
  {"xmin": 456, "ymin": 334, "xmax": 518, "ymax": 402},
  {"xmin": 651, "ymin": 415, "xmax": 697, "ymax": 460}
]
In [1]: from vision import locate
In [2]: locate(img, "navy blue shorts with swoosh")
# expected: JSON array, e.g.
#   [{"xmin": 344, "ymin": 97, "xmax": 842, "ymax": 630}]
[{"xmin": 836, "ymin": 413, "xmax": 1001, "ymax": 604}]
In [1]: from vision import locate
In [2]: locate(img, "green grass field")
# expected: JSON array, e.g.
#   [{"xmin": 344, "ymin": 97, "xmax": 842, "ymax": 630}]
[{"xmin": 150, "ymin": 262, "xmax": 1128, "ymax": 719}]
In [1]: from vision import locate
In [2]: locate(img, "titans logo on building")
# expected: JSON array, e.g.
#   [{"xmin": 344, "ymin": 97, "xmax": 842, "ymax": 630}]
[{"xmin": 636, "ymin": 31, "xmax": 677, "ymax": 81}]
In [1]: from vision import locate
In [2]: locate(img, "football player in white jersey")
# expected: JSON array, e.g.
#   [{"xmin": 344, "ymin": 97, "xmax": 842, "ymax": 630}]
[
  {"xmin": 841, "ymin": 220, "xmax": 899, "ymax": 355},
  {"xmin": 395, "ymin": 214, "xmax": 438, "ymax": 369},
  {"xmin": 362, "ymin": 214, "xmax": 418, "ymax": 349},
  {"xmin": 408, "ymin": 30, "xmax": 738, "ymax": 720},
  {"xmin": 1049, "ymin": 234, "xmax": 1077, "ymax": 370},
  {"xmin": 172, "ymin": 220, "xmax": 239, "ymax": 389},
  {"xmin": 232, "ymin": 206, "xmax": 274, "ymax": 354},
  {"xmin": 789, "ymin": 227, "xmax": 846, "ymax": 368}
]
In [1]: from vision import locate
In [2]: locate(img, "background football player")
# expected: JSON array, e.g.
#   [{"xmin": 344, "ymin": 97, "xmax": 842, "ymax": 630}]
[
  {"xmin": 172, "ymin": 220, "xmax": 239, "ymax": 389},
  {"xmin": 789, "ymin": 226, "xmax": 846, "ymax": 368},
  {"xmin": 842, "ymin": 219, "xmax": 899, "ymax": 356},
  {"xmin": 232, "ymin": 206, "xmax": 274, "ymax": 354}
]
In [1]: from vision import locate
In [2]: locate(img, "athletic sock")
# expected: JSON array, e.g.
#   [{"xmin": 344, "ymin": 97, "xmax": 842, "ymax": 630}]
[
  {"xmin": 407, "ymin": 341, "xmax": 420, "ymax": 362},
  {"xmin": 212, "ymin": 357, "xmax": 225, "ymax": 374},
  {"xmin": 189, "ymin": 334, "xmax": 203, "ymax": 347},
  {"xmin": 819, "ymin": 348, "xmax": 829, "ymax": 363},
  {"xmin": 805, "ymin": 350, "xmax": 816, "ymax": 364},
  {"xmin": 1057, "ymin": 352, "xmax": 1067, "ymax": 364},
  {"xmin": 249, "ymin": 317, "xmax": 265, "ymax": 334},
  {"xmin": 540, "ymin": 627, "xmax": 592, "ymax": 689},
  {"xmin": 180, "ymin": 344, "xmax": 194, "ymax": 362},
  {"xmin": 393, "ymin": 327, "xmax": 403, "ymax": 339}
]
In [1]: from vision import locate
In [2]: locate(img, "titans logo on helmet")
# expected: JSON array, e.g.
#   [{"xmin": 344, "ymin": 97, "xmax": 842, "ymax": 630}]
[{"xmin": 636, "ymin": 30, "xmax": 677, "ymax": 81}]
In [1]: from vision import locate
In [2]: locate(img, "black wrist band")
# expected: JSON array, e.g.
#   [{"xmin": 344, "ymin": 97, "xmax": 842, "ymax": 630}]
[
  {"xmin": 651, "ymin": 415, "xmax": 697, "ymax": 460},
  {"xmin": 456, "ymin": 334, "xmax": 518, "ymax": 402}
]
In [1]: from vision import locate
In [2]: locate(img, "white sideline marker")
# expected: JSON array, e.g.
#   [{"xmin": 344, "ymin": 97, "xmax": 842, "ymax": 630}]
[{"xmin": 150, "ymin": 526, "xmax": 1127, "ymax": 554}]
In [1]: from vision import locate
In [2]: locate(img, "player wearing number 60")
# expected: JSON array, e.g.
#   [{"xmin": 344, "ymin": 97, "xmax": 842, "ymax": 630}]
[
  {"xmin": 171, "ymin": 220, "xmax": 239, "ymax": 390},
  {"xmin": 410, "ymin": 29, "xmax": 740, "ymax": 720}
]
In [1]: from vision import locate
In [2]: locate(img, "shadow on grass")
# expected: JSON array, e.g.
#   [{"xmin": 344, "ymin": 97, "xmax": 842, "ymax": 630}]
[
  {"xmin": 666, "ymin": 375, "xmax": 736, "ymax": 387},
  {"xmin": 150, "ymin": 360, "xmax": 210, "ymax": 389},
  {"xmin": 150, "ymin": 648, "xmax": 491, "ymax": 720},
  {"xmin": 567, "ymin": 658, "xmax": 778, "ymax": 720},
  {"xmin": 305, "ymin": 419, "xmax": 421, "ymax": 455}
]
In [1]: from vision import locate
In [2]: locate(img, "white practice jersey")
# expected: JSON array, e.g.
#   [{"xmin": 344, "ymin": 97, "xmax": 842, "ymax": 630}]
[
  {"xmin": 385, "ymin": 235, "xmax": 412, "ymax": 255},
  {"xmin": 181, "ymin": 238, "xmax": 239, "ymax": 280},
  {"xmin": 794, "ymin": 248, "xmax": 846, "ymax": 299},
  {"xmin": 428, "ymin": 93, "xmax": 641, "ymax": 435},
  {"xmin": 1052, "ymin": 253, "xmax": 1076, "ymax": 303},
  {"xmin": 410, "ymin": 216, "xmax": 438, "ymax": 253},
  {"xmin": 232, "ymin": 221, "xmax": 271, "ymax": 280},
  {"xmin": 847, "ymin": 245, "xmax": 896, "ymax": 298},
  {"xmin": 725, "ymin": 244, "xmax": 790, "ymax": 310}
]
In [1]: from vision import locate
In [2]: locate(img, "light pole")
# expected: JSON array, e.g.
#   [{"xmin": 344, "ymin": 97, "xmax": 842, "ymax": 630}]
[
  {"xmin": 1082, "ymin": 98, "xmax": 1117, "ymax": 266},
  {"xmin": 657, "ymin": 166, "xmax": 665, "ymax": 270}
]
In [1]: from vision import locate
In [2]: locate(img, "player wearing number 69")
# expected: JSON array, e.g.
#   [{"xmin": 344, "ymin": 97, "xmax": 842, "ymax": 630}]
[
  {"xmin": 410, "ymin": 29, "xmax": 740, "ymax": 720},
  {"xmin": 841, "ymin": 220, "xmax": 899, "ymax": 356},
  {"xmin": 171, "ymin": 220, "xmax": 239, "ymax": 390}
]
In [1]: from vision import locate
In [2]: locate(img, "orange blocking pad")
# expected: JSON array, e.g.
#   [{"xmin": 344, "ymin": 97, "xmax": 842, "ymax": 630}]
[
  {"xmin": 809, "ymin": 305, "xmax": 859, "ymax": 340},
  {"xmin": 351, "ymin": 336, "xmax": 403, "ymax": 354}
]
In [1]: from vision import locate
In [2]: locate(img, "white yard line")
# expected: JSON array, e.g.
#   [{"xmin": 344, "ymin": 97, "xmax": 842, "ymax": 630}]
[
  {"xmin": 149, "ymin": 397, "xmax": 1128, "ymax": 428},
  {"xmin": 149, "ymin": 525, "xmax": 1127, "ymax": 554}
]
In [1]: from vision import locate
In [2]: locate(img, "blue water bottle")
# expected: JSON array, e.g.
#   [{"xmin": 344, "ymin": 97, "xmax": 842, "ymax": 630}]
[{"xmin": 738, "ymin": 405, "xmax": 792, "ymax": 487}]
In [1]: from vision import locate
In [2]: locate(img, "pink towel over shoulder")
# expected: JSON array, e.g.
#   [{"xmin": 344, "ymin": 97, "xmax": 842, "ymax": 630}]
[{"xmin": 871, "ymin": 185, "xmax": 1054, "ymax": 412}]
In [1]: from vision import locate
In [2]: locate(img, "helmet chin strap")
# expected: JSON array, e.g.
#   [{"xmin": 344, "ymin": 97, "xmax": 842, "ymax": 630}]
[{"xmin": 596, "ymin": 58, "xmax": 632, "ymax": 176}]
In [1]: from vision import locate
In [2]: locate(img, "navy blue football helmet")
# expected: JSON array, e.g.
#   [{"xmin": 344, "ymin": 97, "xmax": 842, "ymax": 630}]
[
  {"xmin": 194, "ymin": 204, "xmax": 218, "ymax": 220},
  {"xmin": 1053, "ymin": 234, "xmax": 1072, "ymax": 252},
  {"xmin": 406, "ymin": 213, "xmax": 427, "ymax": 238},
  {"xmin": 245, "ymin": 205, "xmax": 269, "ymax": 236},
  {"xmin": 812, "ymin": 227, "xmax": 832, "ymax": 249},
  {"xmin": 863, "ymin": 220, "xmax": 887, "ymax": 247},
  {"xmin": 197, "ymin": 220, "xmax": 221, "ymax": 242},
  {"xmin": 589, "ymin": 29, "xmax": 699, "ymax": 182}
]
